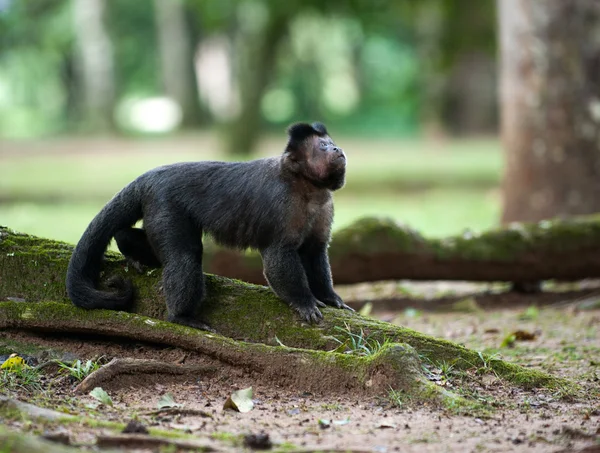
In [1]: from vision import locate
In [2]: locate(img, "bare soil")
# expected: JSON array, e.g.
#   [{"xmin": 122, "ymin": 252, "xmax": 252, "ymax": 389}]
[{"xmin": 1, "ymin": 286, "xmax": 599, "ymax": 452}]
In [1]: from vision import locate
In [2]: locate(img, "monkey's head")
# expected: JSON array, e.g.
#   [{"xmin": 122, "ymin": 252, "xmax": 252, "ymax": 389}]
[{"xmin": 283, "ymin": 122, "xmax": 346, "ymax": 191}]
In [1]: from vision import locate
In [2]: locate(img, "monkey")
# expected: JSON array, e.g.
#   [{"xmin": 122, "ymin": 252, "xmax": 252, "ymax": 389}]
[{"xmin": 66, "ymin": 122, "xmax": 353, "ymax": 331}]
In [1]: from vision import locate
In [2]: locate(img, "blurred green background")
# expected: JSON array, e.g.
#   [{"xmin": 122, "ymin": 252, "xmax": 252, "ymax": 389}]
[{"xmin": 0, "ymin": 0, "xmax": 500, "ymax": 243}]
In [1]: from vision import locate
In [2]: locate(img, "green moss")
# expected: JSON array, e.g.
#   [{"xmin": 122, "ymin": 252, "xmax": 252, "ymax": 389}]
[
  {"xmin": 1, "ymin": 225, "xmax": 574, "ymax": 398},
  {"xmin": 327, "ymin": 215, "xmax": 600, "ymax": 262},
  {"xmin": 330, "ymin": 217, "xmax": 425, "ymax": 257}
]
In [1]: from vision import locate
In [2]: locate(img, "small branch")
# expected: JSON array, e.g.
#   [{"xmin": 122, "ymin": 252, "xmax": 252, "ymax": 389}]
[
  {"xmin": 0, "ymin": 397, "xmax": 76, "ymax": 422},
  {"xmin": 142, "ymin": 407, "xmax": 214, "ymax": 418},
  {"xmin": 96, "ymin": 434, "xmax": 219, "ymax": 451},
  {"xmin": 75, "ymin": 358, "xmax": 217, "ymax": 393}
]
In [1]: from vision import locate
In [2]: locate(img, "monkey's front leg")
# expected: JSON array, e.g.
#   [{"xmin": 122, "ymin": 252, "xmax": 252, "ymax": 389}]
[
  {"xmin": 261, "ymin": 246, "xmax": 324, "ymax": 323},
  {"xmin": 298, "ymin": 239, "xmax": 354, "ymax": 312}
]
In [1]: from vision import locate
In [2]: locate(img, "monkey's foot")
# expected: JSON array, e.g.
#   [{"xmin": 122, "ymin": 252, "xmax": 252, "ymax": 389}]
[
  {"xmin": 169, "ymin": 316, "xmax": 216, "ymax": 333},
  {"xmin": 294, "ymin": 304, "xmax": 323, "ymax": 324},
  {"xmin": 318, "ymin": 294, "xmax": 355, "ymax": 312}
]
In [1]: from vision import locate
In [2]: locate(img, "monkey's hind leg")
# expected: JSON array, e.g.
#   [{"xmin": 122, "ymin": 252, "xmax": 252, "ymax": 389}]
[
  {"xmin": 144, "ymin": 214, "xmax": 213, "ymax": 332},
  {"xmin": 115, "ymin": 227, "xmax": 162, "ymax": 268}
]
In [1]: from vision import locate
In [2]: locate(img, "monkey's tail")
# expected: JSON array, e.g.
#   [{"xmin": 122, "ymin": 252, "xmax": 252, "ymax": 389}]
[{"xmin": 66, "ymin": 188, "xmax": 141, "ymax": 311}]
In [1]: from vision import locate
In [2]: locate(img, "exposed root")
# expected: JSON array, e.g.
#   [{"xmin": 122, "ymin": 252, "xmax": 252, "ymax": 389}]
[
  {"xmin": 0, "ymin": 301, "xmax": 443, "ymax": 398},
  {"xmin": 75, "ymin": 358, "xmax": 217, "ymax": 393}
]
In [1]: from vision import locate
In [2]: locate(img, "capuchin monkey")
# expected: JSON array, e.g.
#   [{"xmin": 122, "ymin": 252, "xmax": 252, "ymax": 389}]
[{"xmin": 66, "ymin": 122, "xmax": 353, "ymax": 331}]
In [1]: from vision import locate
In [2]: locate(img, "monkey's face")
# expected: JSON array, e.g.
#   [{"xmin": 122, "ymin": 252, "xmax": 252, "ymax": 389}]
[
  {"xmin": 302, "ymin": 135, "xmax": 346, "ymax": 191},
  {"xmin": 283, "ymin": 122, "xmax": 346, "ymax": 191}
]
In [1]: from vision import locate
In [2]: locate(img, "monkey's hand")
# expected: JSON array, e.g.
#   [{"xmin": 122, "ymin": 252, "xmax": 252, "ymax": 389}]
[
  {"xmin": 294, "ymin": 302, "xmax": 324, "ymax": 324},
  {"xmin": 318, "ymin": 293, "xmax": 355, "ymax": 312}
]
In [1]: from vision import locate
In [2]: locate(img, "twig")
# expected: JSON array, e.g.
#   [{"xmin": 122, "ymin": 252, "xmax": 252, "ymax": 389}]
[
  {"xmin": 96, "ymin": 434, "xmax": 219, "ymax": 451},
  {"xmin": 142, "ymin": 407, "xmax": 214, "ymax": 418}
]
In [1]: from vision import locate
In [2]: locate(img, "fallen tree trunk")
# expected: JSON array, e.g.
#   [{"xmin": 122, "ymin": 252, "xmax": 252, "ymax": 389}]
[
  {"xmin": 204, "ymin": 216, "xmax": 600, "ymax": 284},
  {"xmin": 0, "ymin": 226, "xmax": 568, "ymax": 398}
]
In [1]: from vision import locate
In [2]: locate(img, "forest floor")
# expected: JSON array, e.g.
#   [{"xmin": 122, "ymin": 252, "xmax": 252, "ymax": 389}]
[{"xmin": 1, "ymin": 282, "xmax": 599, "ymax": 453}]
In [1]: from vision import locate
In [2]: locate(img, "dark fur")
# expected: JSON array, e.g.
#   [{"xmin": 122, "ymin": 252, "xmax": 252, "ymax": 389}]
[{"xmin": 66, "ymin": 122, "xmax": 351, "ymax": 329}]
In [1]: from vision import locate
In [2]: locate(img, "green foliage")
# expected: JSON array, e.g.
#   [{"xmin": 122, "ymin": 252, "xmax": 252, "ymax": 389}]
[
  {"xmin": 0, "ymin": 0, "xmax": 497, "ymax": 138},
  {"xmin": 388, "ymin": 387, "xmax": 408, "ymax": 408},
  {"xmin": 519, "ymin": 306, "xmax": 540, "ymax": 321},
  {"xmin": 0, "ymin": 365, "xmax": 42, "ymax": 394},
  {"xmin": 57, "ymin": 359, "xmax": 101, "ymax": 381},
  {"xmin": 331, "ymin": 323, "xmax": 389, "ymax": 356}
]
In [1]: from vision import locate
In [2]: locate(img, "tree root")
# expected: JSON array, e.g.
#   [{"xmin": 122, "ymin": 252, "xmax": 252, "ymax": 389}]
[
  {"xmin": 0, "ymin": 226, "xmax": 576, "ymax": 402},
  {"xmin": 1, "ymin": 301, "xmax": 470, "ymax": 403},
  {"xmin": 75, "ymin": 358, "xmax": 217, "ymax": 393}
]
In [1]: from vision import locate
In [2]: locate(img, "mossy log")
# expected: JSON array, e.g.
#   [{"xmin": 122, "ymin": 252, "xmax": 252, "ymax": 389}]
[
  {"xmin": 0, "ymin": 226, "xmax": 568, "ymax": 399},
  {"xmin": 203, "ymin": 216, "xmax": 600, "ymax": 284}
]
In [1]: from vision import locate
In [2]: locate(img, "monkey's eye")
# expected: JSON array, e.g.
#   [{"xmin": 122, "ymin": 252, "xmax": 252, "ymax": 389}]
[{"xmin": 319, "ymin": 142, "xmax": 329, "ymax": 150}]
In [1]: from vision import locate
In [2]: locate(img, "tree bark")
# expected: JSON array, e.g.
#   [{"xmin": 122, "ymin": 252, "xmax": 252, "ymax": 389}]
[
  {"xmin": 202, "ymin": 217, "xmax": 600, "ymax": 285},
  {"xmin": 153, "ymin": 0, "xmax": 203, "ymax": 128},
  {"xmin": 72, "ymin": 0, "xmax": 116, "ymax": 131},
  {"xmin": 499, "ymin": 0, "xmax": 600, "ymax": 223}
]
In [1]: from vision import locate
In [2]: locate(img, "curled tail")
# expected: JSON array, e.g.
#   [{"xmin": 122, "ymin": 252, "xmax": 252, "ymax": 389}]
[{"xmin": 66, "ymin": 186, "xmax": 142, "ymax": 311}]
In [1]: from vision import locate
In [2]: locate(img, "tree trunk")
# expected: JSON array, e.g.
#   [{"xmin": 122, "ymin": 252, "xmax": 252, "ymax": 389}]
[
  {"xmin": 415, "ymin": 1, "xmax": 446, "ymax": 138},
  {"xmin": 72, "ymin": 0, "xmax": 116, "ymax": 131},
  {"xmin": 224, "ymin": 8, "xmax": 291, "ymax": 156},
  {"xmin": 153, "ymin": 0, "xmax": 202, "ymax": 128},
  {"xmin": 499, "ymin": 0, "xmax": 600, "ymax": 223},
  {"xmin": 199, "ymin": 216, "xmax": 600, "ymax": 285}
]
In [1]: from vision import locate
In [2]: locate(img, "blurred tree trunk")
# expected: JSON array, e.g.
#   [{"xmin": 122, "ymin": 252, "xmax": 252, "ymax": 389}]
[
  {"xmin": 445, "ymin": 53, "xmax": 497, "ymax": 135},
  {"xmin": 72, "ymin": 0, "xmax": 115, "ymax": 131},
  {"xmin": 499, "ymin": 0, "xmax": 600, "ymax": 223},
  {"xmin": 225, "ymin": 8, "xmax": 291, "ymax": 156},
  {"xmin": 415, "ymin": 1, "xmax": 446, "ymax": 138},
  {"xmin": 154, "ymin": 0, "xmax": 203, "ymax": 128}
]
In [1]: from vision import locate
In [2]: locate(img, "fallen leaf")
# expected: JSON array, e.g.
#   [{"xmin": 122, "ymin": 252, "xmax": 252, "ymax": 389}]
[
  {"xmin": 333, "ymin": 418, "xmax": 350, "ymax": 426},
  {"xmin": 377, "ymin": 422, "xmax": 397, "ymax": 429},
  {"xmin": 223, "ymin": 387, "xmax": 254, "ymax": 413},
  {"xmin": 157, "ymin": 393, "xmax": 182, "ymax": 409},
  {"xmin": 89, "ymin": 387, "xmax": 113, "ymax": 407}
]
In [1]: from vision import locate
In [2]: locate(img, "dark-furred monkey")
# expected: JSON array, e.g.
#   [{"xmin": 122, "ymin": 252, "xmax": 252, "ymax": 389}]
[{"xmin": 66, "ymin": 122, "xmax": 352, "ymax": 330}]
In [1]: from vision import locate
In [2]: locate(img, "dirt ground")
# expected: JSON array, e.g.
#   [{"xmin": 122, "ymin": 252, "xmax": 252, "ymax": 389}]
[{"xmin": 1, "ymin": 283, "xmax": 599, "ymax": 453}]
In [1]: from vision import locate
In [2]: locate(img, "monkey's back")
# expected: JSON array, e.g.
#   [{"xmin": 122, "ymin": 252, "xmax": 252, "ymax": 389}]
[{"xmin": 136, "ymin": 158, "xmax": 291, "ymax": 250}]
